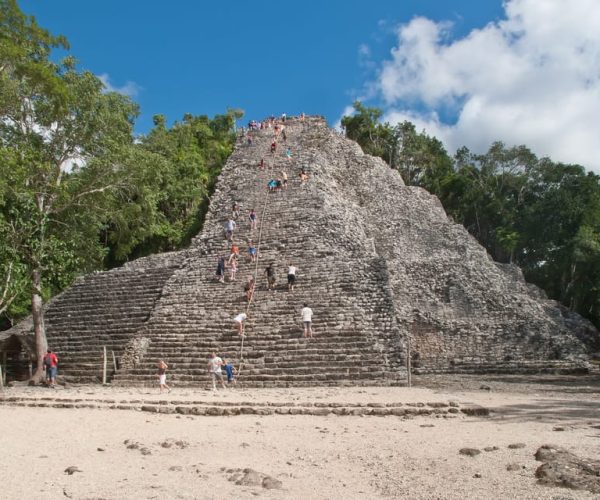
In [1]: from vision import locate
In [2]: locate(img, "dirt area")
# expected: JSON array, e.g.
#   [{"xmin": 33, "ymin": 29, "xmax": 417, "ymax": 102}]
[{"xmin": 1, "ymin": 374, "xmax": 599, "ymax": 499}]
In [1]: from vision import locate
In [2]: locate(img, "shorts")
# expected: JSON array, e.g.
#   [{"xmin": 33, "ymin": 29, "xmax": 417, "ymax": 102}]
[
  {"xmin": 268, "ymin": 276, "xmax": 276, "ymax": 285},
  {"xmin": 303, "ymin": 321, "xmax": 312, "ymax": 328},
  {"xmin": 46, "ymin": 366, "xmax": 57, "ymax": 379},
  {"xmin": 287, "ymin": 274, "xmax": 295, "ymax": 285},
  {"xmin": 159, "ymin": 374, "xmax": 167, "ymax": 385},
  {"xmin": 211, "ymin": 372, "xmax": 224, "ymax": 381},
  {"xmin": 249, "ymin": 248, "xmax": 257, "ymax": 255}
]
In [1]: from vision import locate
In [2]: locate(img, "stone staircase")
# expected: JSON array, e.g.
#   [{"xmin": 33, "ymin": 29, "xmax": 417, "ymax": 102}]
[
  {"xmin": 111, "ymin": 117, "xmax": 406, "ymax": 387},
  {"xmin": 41, "ymin": 253, "xmax": 182, "ymax": 383}
]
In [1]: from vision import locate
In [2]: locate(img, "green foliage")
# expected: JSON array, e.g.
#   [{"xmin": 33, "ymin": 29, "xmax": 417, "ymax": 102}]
[
  {"xmin": 0, "ymin": 1, "xmax": 239, "ymax": 333},
  {"xmin": 103, "ymin": 110, "xmax": 239, "ymax": 265},
  {"xmin": 341, "ymin": 101, "xmax": 453, "ymax": 187},
  {"xmin": 342, "ymin": 102, "xmax": 600, "ymax": 329}
]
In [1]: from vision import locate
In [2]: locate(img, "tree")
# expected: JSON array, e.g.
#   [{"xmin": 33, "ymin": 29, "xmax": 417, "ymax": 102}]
[
  {"xmin": 0, "ymin": 1, "xmax": 138, "ymax": 380},
  {"xmin": 103, "ymin": 109, "xmax": 240, "ymax": 265},
  {"xmin": 341, "ymin": 101, "xmax": 391, "ymax": 159}
]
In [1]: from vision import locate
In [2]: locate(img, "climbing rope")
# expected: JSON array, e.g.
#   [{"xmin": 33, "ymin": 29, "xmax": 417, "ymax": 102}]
[{"xmin": 236, "ymin": 136, "xmax": 280, "ymax": 376}]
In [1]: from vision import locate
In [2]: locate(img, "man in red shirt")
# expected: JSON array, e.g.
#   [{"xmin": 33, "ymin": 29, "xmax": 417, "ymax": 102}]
[{"xmin": 43, "ymin": 350, "xmax": 58, "ymax": 388}]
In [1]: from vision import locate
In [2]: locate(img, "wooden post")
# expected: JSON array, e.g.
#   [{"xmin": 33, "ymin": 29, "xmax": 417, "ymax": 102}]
[
  {"xmin": 0, "ymin": 363, "xmax": 4, "ymax": 391},
  {"xmin": 112, "ymin": 350, "xmax": 117, "ymax": 373},
  {"xmin": 406, "ymin": 325, "xmax": 412, "ymax": 388},
  {"xmin": 102, "ymin": 346, "xmax": 107, "ymax": 385},
  {"xmin": 2, "ymin": 351, "xmax": 6, "ymax": 386}
]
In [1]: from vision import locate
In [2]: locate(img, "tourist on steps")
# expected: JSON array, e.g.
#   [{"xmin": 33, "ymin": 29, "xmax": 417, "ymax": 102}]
[
  {"xmin": 229, "ymin": 244, "xmax": 240, "ymax": 262},
  {"xmin": 264, "ymin": 262, "xmax": 277, "ymax": 291},
  {"xmin": 157, "ymin": 359, "xmax": 171, "ymax": 393},
  {"xmin": 43, "ymin": 349, "xmax": 59, "ymax": 388},
  {"xmin": 207, "ymin": 352, "xmax": 227, "ymax": 391},
  {"xmin": 299, "ymin": 168, "xmax": 309, "ymax": 183},
  {"xmin": 287, "ymin": 263, "xmax": 297, "ymax": 291},
  {"xmin": 285, "ymin": 147, "xmax": 292, "ymax": 160},
  {"xmin": 281, "ymin": 171, "xmax": 288, "ymax": 189},
  {"xmin": 247, "ymin": 241, "xmax": 257, "ymax": 262},
  {"xmin": 215, "ymin": 256, "xmax": 226, "ymax": 283},
  {"xmin": 301, "ymin": 303, "xmax": 314, "ymax": 338},
  {"xmin": 222, "ymin": 357, "xmax": 237, "ymax": 386},
  {"xmin": 224, "ymin": 218, "xmax": 236, "ymax": 241},
  {"xmin": 259, "ymin": 158, "xmax": 265, "ymax": 170},
  {"xmin": 229, "ymin": 255, "xmax": 238, "ymax": 281},
  {"xmin": 249, "ymin": 208, "xmax": 258, "ymax": 230},
  {"xmin": 270, "ymin": 141, "xmax": 277, "ymax": 154},
  {"xmin": 234, "ymin": 312, "xmax": 248, "ymax": 336},
  {"xmin": 244, "ymin": 278, "xmax": 255, "ymax": 302},
  {"xmin": 232, "ymin": 202, "xmax": 241, "ymax": 219}
]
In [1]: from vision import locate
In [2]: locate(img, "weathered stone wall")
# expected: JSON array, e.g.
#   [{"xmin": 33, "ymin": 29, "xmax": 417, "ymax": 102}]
[{"xmin": 310, "ymin": 127, "xmax": 596, "ymax": 373}]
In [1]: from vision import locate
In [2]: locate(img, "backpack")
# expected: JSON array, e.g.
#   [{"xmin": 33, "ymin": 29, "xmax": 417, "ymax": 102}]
[{"xmin": 43, "ymin": 356, "xmax": 52, "ymax": 367}]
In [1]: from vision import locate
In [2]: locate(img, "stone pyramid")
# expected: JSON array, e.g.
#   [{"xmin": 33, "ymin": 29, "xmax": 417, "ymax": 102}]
[{"xmin": 3, "ymin": 116, "xmax": 597, "ymax": 385}]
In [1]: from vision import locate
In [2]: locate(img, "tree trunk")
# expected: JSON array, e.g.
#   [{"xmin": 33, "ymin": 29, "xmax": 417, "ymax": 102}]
[{"xmin": 30, "ymin": 268, "xmax": 47, "ymax": 383}]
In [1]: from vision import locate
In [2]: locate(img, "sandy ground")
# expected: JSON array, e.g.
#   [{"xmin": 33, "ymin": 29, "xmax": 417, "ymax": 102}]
[{"xmin": 1, "ymin": 375, "xmax": 599, "ymax": 500}]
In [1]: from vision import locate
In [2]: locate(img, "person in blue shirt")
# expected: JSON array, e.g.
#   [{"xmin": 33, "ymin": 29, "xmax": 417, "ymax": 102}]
[{"xmin": 222, "ymin": 358, "xmax": 237, "ymax": 386}]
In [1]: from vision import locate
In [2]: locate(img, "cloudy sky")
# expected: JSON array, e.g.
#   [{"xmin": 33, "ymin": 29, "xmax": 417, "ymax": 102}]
[
  {"xmin": 360, "ymin": 0, "xmax": 600, "ymax": 171},
  {"xmin": 19, "ymin": 0, "xmax": 600, "ymax": 171}
]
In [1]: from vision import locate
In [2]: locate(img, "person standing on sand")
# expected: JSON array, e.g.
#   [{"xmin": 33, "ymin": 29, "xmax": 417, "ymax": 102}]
[
  {"xmin": 301, "ymin": 303, "xmax": 313, "ymax": 338},
  {"xmin": 157, "ymin": 359, "xmax": 171, "ymax": 393},
  {"xmin": 43, "ymin": 349, "xmax": 58, "ymax": 388},
  {"xmin": 207, "ymin": 352, "xmax": 226, "ymax": 391},
  {"xmin": 222, "ymin": 358, "xmax": 237, "ymax": 386}
]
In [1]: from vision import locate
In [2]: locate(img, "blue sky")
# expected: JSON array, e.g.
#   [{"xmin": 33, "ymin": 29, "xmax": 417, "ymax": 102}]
[
  {"xmin": 19, "ymin": 0, "xmax": 504, "ymax": 132},
  {"xmin": 19, "ymin": 1, "xmax": 600, "ymax": 170}
]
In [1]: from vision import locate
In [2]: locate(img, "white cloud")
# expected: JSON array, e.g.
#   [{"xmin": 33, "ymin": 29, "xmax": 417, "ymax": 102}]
[
  {"xmin": 366, "ymin": 0, "xmax": 600, "ymax": 171},
  {"xmin": 98, "ymin": 73, "xmax": 141, "ymax": 98}
]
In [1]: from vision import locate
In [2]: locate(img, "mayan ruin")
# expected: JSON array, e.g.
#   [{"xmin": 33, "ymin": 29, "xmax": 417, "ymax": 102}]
[
  {"xmin": 2, "ymin": 1, "xmax": 600, "ymax": 498},
  {"xmin": 1, "ymin": 116, "xmax": 597, "ymax": 387}
]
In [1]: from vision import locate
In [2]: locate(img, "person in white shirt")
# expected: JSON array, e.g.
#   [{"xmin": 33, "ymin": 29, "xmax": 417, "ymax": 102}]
[
  {"xmin": 287, "ymin": 263, "xmax": 297, "ymax": 291},
  {"xmin": 301, "ymin": 303, "xmax": 313, "ymax": 338},
  {"xmin": 234, "ymin": 312, "xmax": 247, "ymax": 336},
  {"xmin": 207, "ymin": 352, "xmax": 226, "ymax": 391},
  {"xmin": 224, "ymin": 218, "xmax": 236, "ymax": 241}
]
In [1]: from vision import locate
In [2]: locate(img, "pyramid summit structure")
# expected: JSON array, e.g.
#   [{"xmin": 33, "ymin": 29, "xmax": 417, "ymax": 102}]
[{"xmin": 2, "ymin": 116, "xmax": 598, "ymax": 386}]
